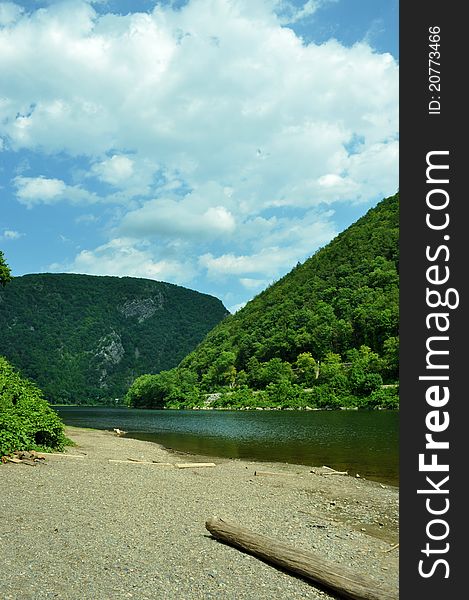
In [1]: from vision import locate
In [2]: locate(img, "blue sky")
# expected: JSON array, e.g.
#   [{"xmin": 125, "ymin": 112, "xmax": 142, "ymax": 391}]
[{"xmin": 0, "ymin": 0, "xmax": 398, "ymax": 312}]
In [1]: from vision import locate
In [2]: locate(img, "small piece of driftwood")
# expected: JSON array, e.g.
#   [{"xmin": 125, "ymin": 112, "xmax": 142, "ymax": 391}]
[
  {"xmin": 254, "ymin": 471, "xmax": 296, "ymax": 477},
  {"xmin": 38, "ymin": 453, "xmax": 85, "ymax": 459},
  {"xmin": 108, "ymin": 459, "xmax": 172, "ymax": 466},
  {"xmin": 175, "ymin": 462, "xmax": 216, "ymax": 469},
  {"xmin": 383, "ymin": 543, "xmax": 399, "ymax": 553},
  {"xmin": 205, "ymin": 517, "xmax": 397, "ymax": 600},
  {"xmin": 322, "ymin": 465, "xmax": 348, "ymax": 473}
]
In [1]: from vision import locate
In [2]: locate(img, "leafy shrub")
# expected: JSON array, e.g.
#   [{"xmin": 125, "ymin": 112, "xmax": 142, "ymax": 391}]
[
  {"xmin": 366, "ymin": 386, "xmax": 399, "ymax": 409},
  {"xmin": 125, "ymin": 368, "xmax": 200, "ymax": 408},
  {"xmin": 0, "ymin": 356, "xmax": 68, "ymax": 457},
  {"xmin": 348, "ymin": 370, "xmax": 383, "ymax": 397},
  {"xmin": 212, "ymin": 387, "xmax": 265, "ymax": 409},
  {"xmin": 263, "ymin": 381, "xmax": 306, "ymax": 408}
]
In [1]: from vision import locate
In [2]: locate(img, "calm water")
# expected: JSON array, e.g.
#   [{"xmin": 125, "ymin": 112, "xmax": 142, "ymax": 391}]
[{"xmin": 54, "ymin": 407, "xmax": 399, "ymax": 486}]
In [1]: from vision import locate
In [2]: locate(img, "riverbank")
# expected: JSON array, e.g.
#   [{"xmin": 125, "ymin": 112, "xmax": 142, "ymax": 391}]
[{"xmin": 1, "ymin": 426, "xmax": 398, "ymax": 599}]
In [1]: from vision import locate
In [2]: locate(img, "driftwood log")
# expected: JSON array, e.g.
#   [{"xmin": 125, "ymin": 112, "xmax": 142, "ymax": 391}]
[{"xmin": 205, "ymin": 517, "xmax": 397, "ymax": 600}]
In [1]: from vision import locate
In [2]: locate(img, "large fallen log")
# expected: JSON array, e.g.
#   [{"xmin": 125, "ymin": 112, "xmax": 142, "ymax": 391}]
[{"xmin": 205, "ymin": 517, "xmax": 397, "ymax": 600}]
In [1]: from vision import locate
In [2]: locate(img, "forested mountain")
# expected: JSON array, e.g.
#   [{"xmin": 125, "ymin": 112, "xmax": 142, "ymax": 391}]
[
  {"xmin": 126, "ymin": 193, "xmax": 399, "ymax": 410},
  {"xmin": 0, "ymin": 273, "xmax": 228, "ymax": 404}
]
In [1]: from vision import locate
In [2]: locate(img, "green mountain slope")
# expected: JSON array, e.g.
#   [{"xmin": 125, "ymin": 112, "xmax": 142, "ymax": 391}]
[
  {"xmin": 185, "ymin": 193, "xmax": 398, "ymax": 370},
  {"xmin": 126, "ymin": 192, "xmax": 399, "ymax": 410},
  {"xmin": 0, "ymin": 273, "xmax": 228, "ymax": 404}
]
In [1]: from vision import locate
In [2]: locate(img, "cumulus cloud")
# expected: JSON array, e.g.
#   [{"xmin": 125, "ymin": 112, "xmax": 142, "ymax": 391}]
[
  {"xmin": 2, "ymin": 0, "xmax": 398, "ymax": 305},
  {"xmin": 120, "ymin": 195, "xmax": 236, "ymax": 240},
  {"xmin": 91, "ymin": 154, "xmax": 134, "ymax": 185},
  {"xmin": 1, "ymin": 0, "xmax": 398, "ymax": 207},
  {"xmin": 0, "ymin": 2, "xmax": 23, "ymax": 26},
  {"xmin": 1, "ymin": 228, "xmax": 23, "ymax": 240},
  {"xmin": 50, "ymin": 237, "xmax": 197, "ymax": 285},
  {"xmin": 239, "ymin": 277, "xmax": 268, "ymax": 290},
  {"xmin": 13, "ymin": 176, "xmax": 99, "ymax": 207},
  {"xmin": 200, "ymin": 247, "xmax": 299, "ymax": 278}
]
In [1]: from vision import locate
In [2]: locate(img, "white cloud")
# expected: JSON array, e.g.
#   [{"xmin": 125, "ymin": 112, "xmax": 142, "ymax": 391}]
[
  {"xmin": 239, "ymin": 277, "xmax": 268, "ymax": 290},
  {"xmin": 14, "ymin": 176, "xmax": 66, "ymax": 204},
  {"xmin": 1, "ymin": 0, "xmax": 398, "ymax": 211},
  {"xmin": 0, "ymin": 2, "xmax": 23, "ymax": 26},
  {"xmin": 1, "ymin": 228, "xmax": 23, "ymax": 240},
  {"xmin": 276, "ymin": 0, "xmax": 336, "ymax": 25},
  {"xmin": 2, "ymin": 0, "xmax": 398, "ymax": 306},
  {"xmin": 91, "ymin": 154, "xmax": 134, "ymax": 185},
  {"xmin": 198, "ymin": 205, "xmax": 337, "ymax": 279},
  {"xmin": 200, "ymin": 248, "xmax": 297, "ymax": 278},
  {"xmin": 120, "ymin": 189, "xmax": 237, "ymax": 240},
  {"xmin": 123, "ymin": 201, "xmax": 236, "ymax": 239},
  {"xmin": 51, "ymin": 237, "xmax": 197, "ymax": 285},
  {"xmin": 13, "ymin": 175, "xmax": 99, "ymax": 207}
]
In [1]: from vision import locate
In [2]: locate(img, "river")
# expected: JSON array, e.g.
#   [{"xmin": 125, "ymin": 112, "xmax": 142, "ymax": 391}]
[{"xmin": 54, "ymin": 406, "xmax": 399, "ymax": 486}]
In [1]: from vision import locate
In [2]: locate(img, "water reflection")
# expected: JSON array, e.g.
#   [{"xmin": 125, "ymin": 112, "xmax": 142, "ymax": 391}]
[{"xmin": 55, "ymin": 407, "xmax": 399, "ymax": 486}]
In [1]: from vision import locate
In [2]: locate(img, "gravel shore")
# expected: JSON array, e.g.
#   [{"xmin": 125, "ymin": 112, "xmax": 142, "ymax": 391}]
[{"xmin": 1, "ymin": 427, "xmax": 399, "ymax": 600}]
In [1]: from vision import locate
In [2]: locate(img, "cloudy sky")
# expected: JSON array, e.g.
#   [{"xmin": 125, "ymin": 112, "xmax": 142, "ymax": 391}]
[{"xmin": 1, "ymin": 0, "xmax": 398, "ymax": 312}]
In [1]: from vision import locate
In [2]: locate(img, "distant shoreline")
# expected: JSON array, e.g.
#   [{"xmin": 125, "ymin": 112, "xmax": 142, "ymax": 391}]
[{"xmin": 53, "ymin": 403, "xmax": 398, "ymax": 411}]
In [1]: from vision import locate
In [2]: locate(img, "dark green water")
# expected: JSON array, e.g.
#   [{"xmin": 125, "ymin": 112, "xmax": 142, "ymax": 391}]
[{"xmin": 55, "ymin": 407, "xmax": 399, "ymax": 486}]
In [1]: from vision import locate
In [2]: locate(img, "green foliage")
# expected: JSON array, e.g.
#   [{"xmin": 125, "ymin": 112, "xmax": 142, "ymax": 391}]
[
  {"xmin": 125, "ymin": 368, "xmax": 200, "ymax": 409},
  {"xmin": 0, "ymin": 273, "xmax": 228, "ymax": 404},
  {"xmin": 0, "ymin": 250, "xmax": 12, "ymax": 287},
  {"xmin": 127, "ymin": 193, "xmax": 399, "ymax": 410},
  {"xmin": 366, "ymin": 386, "xmax": 399, "ymax": 409},
  {"xmin": 202, "ymin": 351, "xmax": 237, "ymax": 389},
  {"xmin": 382, "ymin": 336, "xmax": 399, "ymax": 380},
  {"xmin": 345, "ymin": 345, "xmax": 384, "ymax": 396},
  {"xmin": 263, "ymin": 381, "xmax": 308, "ymax": 408},
  {"xmin": 294, "ymin": 352, "xmax": 318, "ymax": 387},
  {"xmin": 246, "ymin": 357, "xmax": 294, "ymax": 389},
  {"xmin": 211, "ymin": 387, "xmax": 265, "ymax": 409},
  {"xmin": 0, "ymin": 356, "xmax": 68, "ymax": 456}
]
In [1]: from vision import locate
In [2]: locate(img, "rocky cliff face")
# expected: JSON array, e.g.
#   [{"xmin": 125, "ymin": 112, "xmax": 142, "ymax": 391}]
[{"xmin": 118, "ymin": 295, "xmax": 164, "ymax": 322}]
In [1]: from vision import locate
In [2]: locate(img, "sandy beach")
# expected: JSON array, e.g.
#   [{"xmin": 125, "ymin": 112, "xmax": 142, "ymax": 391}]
[{"xmin": 0, "ymin": 427, "xmax": 398, "ymax": 599}]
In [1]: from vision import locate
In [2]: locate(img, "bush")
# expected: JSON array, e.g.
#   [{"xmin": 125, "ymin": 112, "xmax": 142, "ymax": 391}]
[
  {"xmin": 348, "ymin": 370, "xmax": 383, "ymax": 396},
  {"xmin": 125, "ymin": 368, "xmax": 201, "ymax": 408},
  {"xmin": 212, "ymin": 387, "xmax": 265, "ymax": 409},
  {"xmin": 263, "ymin": 381, "xmax": 306, "ymax": 408},
  {"xmin": 365, "ymin": 386, "xmax": 399, "ymax": 409},
  {"xmin": 0, "ymin": 356, "xmax": 68, "ymax": 457}
]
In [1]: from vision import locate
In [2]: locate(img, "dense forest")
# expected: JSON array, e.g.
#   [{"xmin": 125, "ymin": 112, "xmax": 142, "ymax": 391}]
[
  {"xmin": 126, "ymin": 193, "xmax": 399, "ymax": 410},
  {"xmin": 0, "ymin": 273, "xmax": 228, "ymax": 404}
]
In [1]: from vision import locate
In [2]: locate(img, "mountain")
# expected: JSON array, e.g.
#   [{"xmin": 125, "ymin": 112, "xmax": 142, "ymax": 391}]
[
  {"xmin": 125, "ymin": 192, "xmax": 399, "ymax": 410},
  {"xmin": 0, "ymin": 273, "xmax": 228, "ymax": 404}
]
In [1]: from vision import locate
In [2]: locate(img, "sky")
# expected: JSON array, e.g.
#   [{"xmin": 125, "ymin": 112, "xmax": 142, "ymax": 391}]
[{"xmin": 0, "ymin": 0, "xmax": 398, "ymax": 313}]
